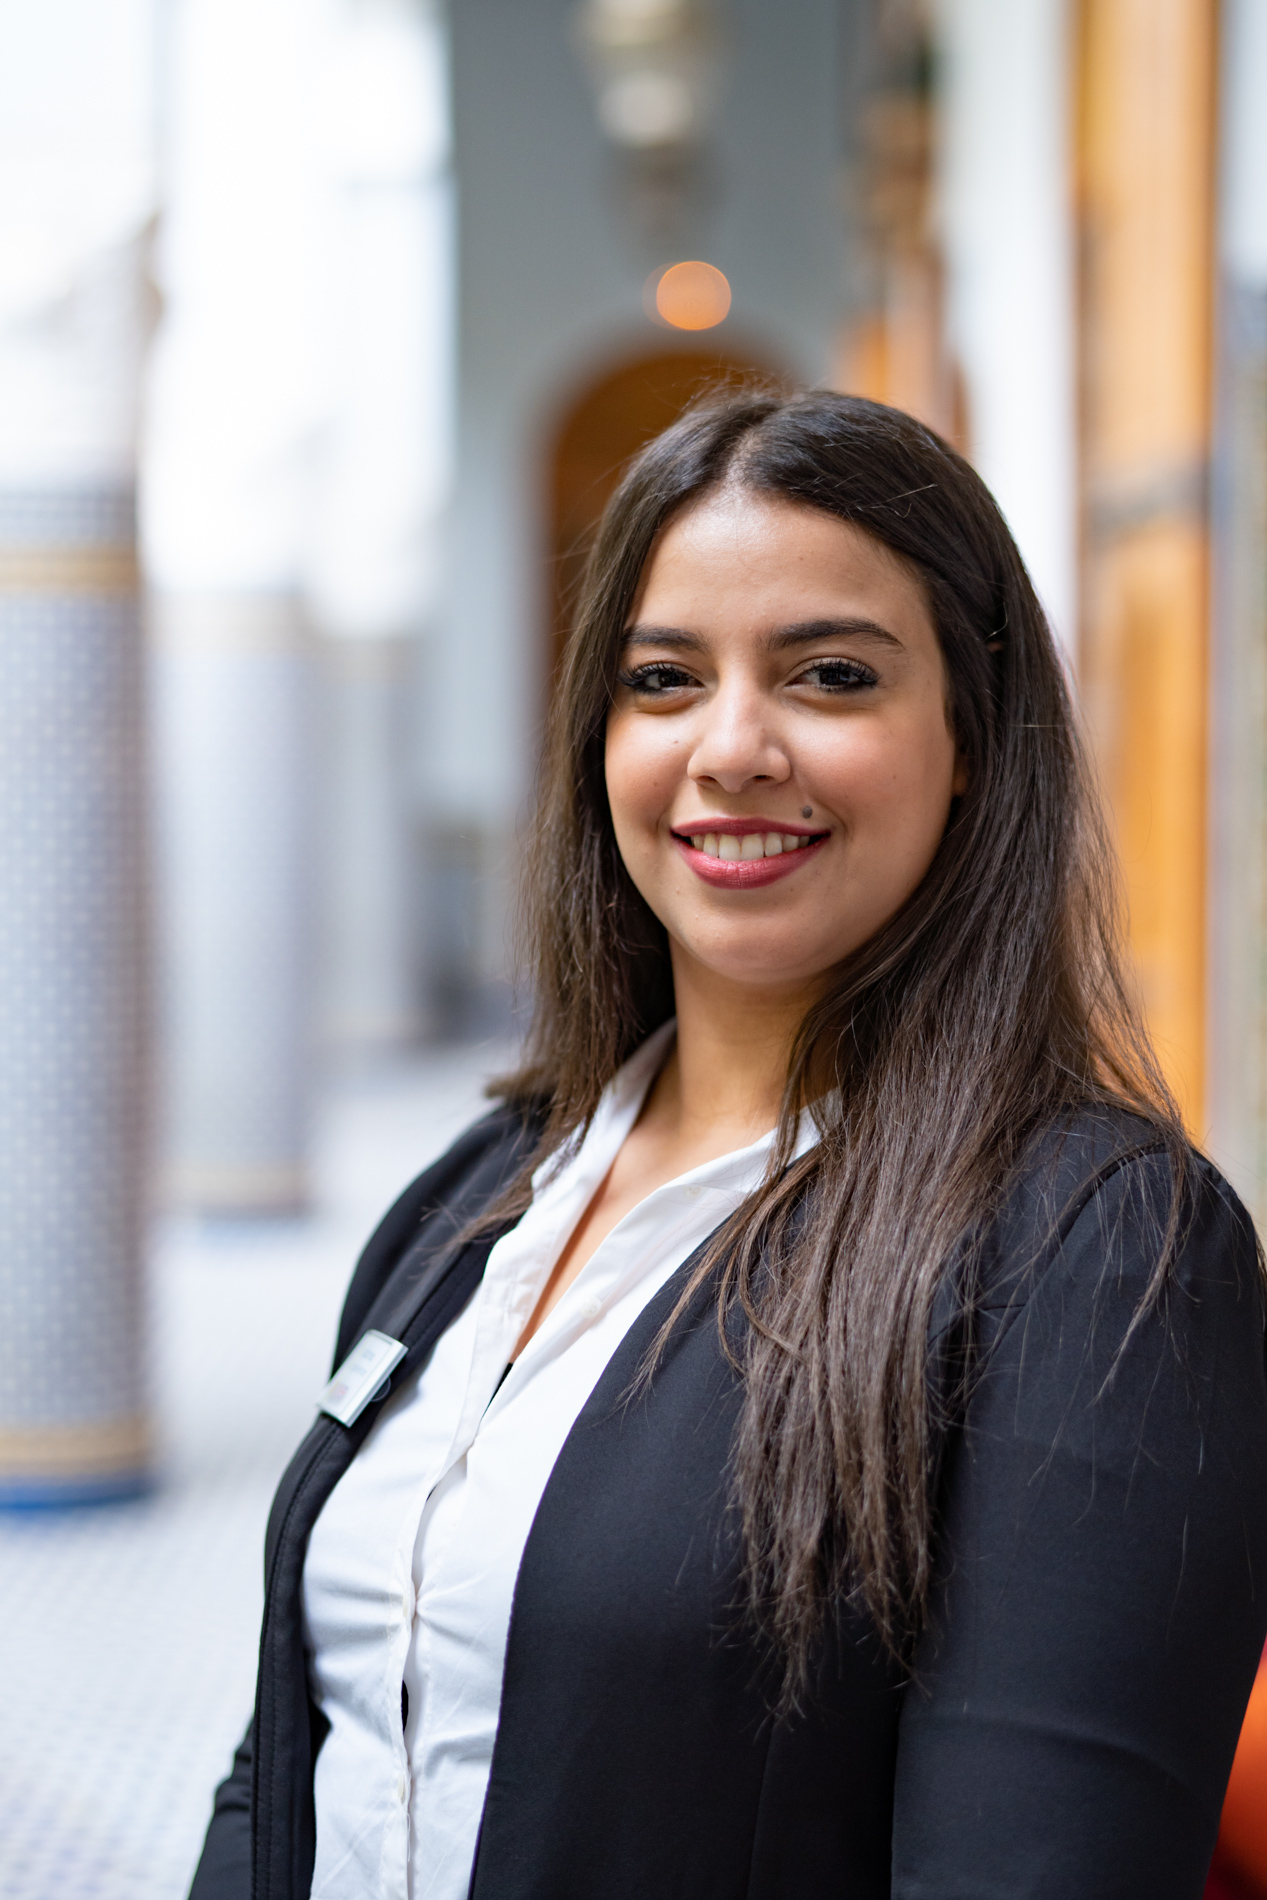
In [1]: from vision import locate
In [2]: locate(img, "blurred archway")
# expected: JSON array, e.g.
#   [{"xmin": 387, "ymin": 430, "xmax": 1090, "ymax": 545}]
[{"xmin": 547, "ymin": 347, "xmax": 781, "ymax": 672}]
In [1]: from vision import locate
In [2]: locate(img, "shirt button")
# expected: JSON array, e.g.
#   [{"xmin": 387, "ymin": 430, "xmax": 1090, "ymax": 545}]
[
  {"xmin": 580, "ymin": 1294, "xmax": 602, "ymax": 1320},
  {"xmin": 397, "ymin": 1772, "xmax": 408, "ymax": 1804}
]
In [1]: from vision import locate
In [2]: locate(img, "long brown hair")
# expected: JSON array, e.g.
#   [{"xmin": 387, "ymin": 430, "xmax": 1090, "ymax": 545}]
[{"xmin": 494, "ymin": 387, "xmax": 1189, "ymax": 1686}]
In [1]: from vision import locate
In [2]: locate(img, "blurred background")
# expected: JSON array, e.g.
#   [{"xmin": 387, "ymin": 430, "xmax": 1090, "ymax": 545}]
[{"xmin": 0, "ymin": 0, "xmax": 1265, "ymax": 1894}]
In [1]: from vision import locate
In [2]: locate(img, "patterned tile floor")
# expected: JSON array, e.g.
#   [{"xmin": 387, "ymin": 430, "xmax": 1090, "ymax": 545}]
[{"xmin": 0, "ymin": 1043, "xmax": 509, "ymax": 1900}]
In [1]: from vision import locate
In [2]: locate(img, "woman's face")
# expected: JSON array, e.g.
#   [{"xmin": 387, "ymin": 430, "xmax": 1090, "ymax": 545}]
[{"xmin": 605, "ymin": 484, "xmax": 967, "ymax": 1001}]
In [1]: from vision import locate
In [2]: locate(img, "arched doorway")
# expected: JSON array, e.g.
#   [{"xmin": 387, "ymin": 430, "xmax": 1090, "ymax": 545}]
[{"xmin": 546, "ymin": 347, "xmax": 781, "ymax": 672}]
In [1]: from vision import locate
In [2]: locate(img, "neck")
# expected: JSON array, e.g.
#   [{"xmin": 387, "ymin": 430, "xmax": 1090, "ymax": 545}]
[{"xmin": 645, "ymin": 949, "xmax": 815, "ymax": 1148}]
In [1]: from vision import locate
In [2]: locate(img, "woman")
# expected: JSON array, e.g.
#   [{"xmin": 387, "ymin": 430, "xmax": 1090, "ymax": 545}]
[{"xmin": 192, "ymin": 390, "xmax": 1267, "ymax": 1900}]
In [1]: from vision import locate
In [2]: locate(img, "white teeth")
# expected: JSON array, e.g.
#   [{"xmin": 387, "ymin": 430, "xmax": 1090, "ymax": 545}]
[{"xmin": 689, "ymin": 828, "xmax": 819, "ymax": 861}]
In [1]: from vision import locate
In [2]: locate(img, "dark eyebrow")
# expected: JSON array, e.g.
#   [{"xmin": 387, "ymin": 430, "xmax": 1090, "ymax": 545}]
[
  {"xmin": 620, "ymin": 625, "xmax": 707, "ymax": 652},
  {"xmin": 767, "ymin": 617, "xmax": 904, "ymax": 653},
  {"xmin": 621, "ymin": 617, "xmax": 905, "ymax": 654}
]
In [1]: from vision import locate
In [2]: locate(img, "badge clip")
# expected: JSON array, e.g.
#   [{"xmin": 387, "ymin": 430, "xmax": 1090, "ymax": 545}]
[{"xmin": 319, "ymin": 1329, "xmax": 407, "ymax": 1427}]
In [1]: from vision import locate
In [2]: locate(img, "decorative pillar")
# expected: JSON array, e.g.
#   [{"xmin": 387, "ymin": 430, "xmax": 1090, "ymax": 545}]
[
  {"xmin": 1207, "ymin": 0, "xmax": 1267, "ymax": 1217},
  {"xmin": 937, "ymin": 0, "xmax": 1078, "ymax": 657},
  {"xmin": 0, "ymin": 1, "xmax": 154, "ymax": 1503},
  {"xmin": 1075, "ymin": 0, "xmax": 1217, "ymax": 1131},
  {"xmin": 318, "ymin": 636, "xmax": 419, "ymax": 1051},
  {"xmin": 144, "ymin": 0, "xmax": 323, "ymax": 1212},
  {"xmin": 309, "ymin": 0, "xmax": 452, "ymax": 1056},
  {"xmin": 149, "ymin": 593, "xmax": 311, "ymax": 1211}
]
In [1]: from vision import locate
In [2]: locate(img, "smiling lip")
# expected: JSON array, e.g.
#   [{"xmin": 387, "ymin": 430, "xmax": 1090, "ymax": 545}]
[{"xmin": 671, "ymin": 819, "xmax": 830, "ymax": 889}]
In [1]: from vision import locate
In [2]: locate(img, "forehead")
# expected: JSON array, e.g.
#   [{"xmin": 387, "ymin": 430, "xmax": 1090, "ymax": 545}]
[{"xmin": 631, "ymin": 485, "xmax": 930, "ymax": 627}]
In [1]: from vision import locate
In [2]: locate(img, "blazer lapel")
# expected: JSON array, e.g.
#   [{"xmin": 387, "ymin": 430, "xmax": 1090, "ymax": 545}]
[{"xmin": 253, "ymin": 1129, "xmax": 529, "ymax": 1900}]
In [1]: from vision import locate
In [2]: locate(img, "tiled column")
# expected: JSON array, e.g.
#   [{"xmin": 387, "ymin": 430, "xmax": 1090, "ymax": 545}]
[
  {"xmin": 0, "ymin": 0, "xmax": 155, "ymax": 1503},
  {"xmin": 308, "ymin": 0, "xmax": 452, "ymax": 1055},
  {"xmin": 317, "ymin": 634, "xmax": 420, "ymax": 1052},
  {"xmin": 144, "ymin": 0, "xmax": 323, "ymax": 1212},
  {"xmin": 150, "ymin": 591, "xmax": 312, "ymax": 1212},
  {"xmin": 0, "ymin": 487, "xmax": 148, "ymax": 1504}
]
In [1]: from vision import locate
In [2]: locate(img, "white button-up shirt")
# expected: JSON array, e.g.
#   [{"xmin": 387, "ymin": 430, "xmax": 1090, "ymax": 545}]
[{"xmin": 302, "ymin": 1024, "xmax": 813, "ymax": 1900}]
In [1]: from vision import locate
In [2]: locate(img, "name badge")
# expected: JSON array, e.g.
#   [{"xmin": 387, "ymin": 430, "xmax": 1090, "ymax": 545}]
[{"xmin": 319, "ymin": 1330, "xmax": 407, "ymax": 1427}]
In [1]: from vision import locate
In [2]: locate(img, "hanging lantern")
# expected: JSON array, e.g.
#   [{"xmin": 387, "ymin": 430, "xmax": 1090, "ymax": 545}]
[
  {"xmin": 575, "ymin": 0, "xmax": 721, "ymax": 152},
  {"xmin": 573, "ymin": 0, "xmax": 724, "ymax": 243}
]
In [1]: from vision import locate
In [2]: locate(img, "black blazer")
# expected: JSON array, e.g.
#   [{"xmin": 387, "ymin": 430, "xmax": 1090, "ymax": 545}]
[{"xmin": 191, "ymin": 1104, "xmax": 1267, "ymax": 1900}]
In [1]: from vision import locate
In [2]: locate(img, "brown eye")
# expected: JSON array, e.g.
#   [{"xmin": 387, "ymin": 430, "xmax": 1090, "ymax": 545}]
[
  {"xmin": 619, "ymin": 663, "xmax": 697, "ymax": 694},
  {"xmin": 796, "ymin": 659, "xmax": 878, "ymax": 693}
]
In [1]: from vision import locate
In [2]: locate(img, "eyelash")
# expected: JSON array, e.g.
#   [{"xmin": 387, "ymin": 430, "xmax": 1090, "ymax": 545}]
[
  {"xmin": 617, "ymin": 658, "xmax": 879, "ymax": 695},
  {"xmin": 618, "ymin": 663, "xmax": 696, "ymax": 694},
  {"xmin": 792, "ymin": 658, "xmax": 878, "ymax": 692}
]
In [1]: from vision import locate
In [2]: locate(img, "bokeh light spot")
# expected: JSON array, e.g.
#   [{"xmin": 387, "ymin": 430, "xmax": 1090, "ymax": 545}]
[{"xmin": 651, "ymin": 260, "xmax": 732, "ymax": 330}]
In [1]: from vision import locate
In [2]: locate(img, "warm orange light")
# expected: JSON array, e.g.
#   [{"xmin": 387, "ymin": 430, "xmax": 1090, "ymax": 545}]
[{"xmin": 650, "ymin": 260, "xmax": 731, "ymax": 331}]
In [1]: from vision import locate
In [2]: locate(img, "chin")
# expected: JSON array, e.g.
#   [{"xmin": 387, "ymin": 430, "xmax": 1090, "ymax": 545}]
[{"xmin": 676, "ymin": 933, "xmax": 835, "ymax": 992}]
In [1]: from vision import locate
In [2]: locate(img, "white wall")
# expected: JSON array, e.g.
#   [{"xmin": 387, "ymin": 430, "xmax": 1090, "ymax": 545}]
[
  {"xmin": 936, "ymin": 0, "xmax": 1078, "ymax": 660},
  {"xmin": 1222, "ymin": 0, "xmax": 1267, "ymax": 296}
]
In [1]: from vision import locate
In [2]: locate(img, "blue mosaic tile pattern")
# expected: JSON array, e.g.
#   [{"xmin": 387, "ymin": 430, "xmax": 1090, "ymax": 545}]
[
  {"xmin": 0, "ymin": 485, "xmax": 147, "ymax": 1491},
  {"xmin": 150, "ymin": 592, "xmax": 314, "ymax": 1215},
  {"xmin": 0, "ymin": 1049, "xmax": 504, "ymax": 1899},
  {"xmin": 0, "ymin": 486, "xmax": 136, "ymax": 547}
]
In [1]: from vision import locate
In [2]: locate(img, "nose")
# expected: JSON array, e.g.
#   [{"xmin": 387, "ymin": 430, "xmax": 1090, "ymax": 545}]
[{"xmin": 686, "ymin": 679, "xmax": 790, "ymax": 795}]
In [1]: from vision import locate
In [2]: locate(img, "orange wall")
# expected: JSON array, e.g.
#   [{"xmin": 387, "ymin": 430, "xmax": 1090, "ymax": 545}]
[{"xmin": 1076, "ymin": 0, "xmax": 1218, "ymax": 1131}]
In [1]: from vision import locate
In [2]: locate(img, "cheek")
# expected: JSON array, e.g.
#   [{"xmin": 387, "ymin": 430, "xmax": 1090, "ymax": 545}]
[
  {"xmin": 604, "ymin": 715, "xmax": 682, "ymax": 835},
  {"xmin": 810, "ymin": 712, "xmax": 958, "ymax": 841}
]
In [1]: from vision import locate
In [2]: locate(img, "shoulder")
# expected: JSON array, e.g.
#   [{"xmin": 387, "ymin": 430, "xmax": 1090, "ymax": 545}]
[
  {"xmin": 962, "ymin": 1102, "xmax": 1264, "ymax": 1383},
  {"xmin": 908, "ymin": 1113, "xmax": 1267, "ymax": 1891},
  {"xmin": 924, "ymin": 1105, "xmax": 1267, "ymax": 1563},
  {"xmin": 372, "ymin": 1096, "xmax": 542, "ymax": 1244},
  {"xmin": 333, "ymin": 1097, "xmax": 544, "ymax": 1366}
]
